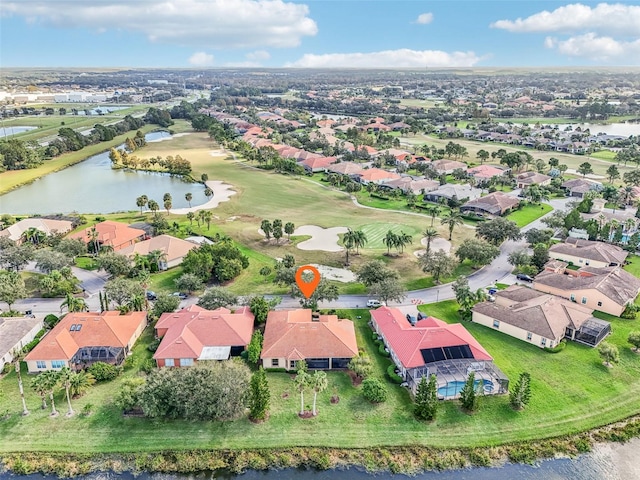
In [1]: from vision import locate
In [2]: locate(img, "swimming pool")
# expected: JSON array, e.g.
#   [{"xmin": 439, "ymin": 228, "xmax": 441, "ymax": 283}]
[{"xmin": 437, "ymin": 379, "xmax": 494, "ymax": 397}]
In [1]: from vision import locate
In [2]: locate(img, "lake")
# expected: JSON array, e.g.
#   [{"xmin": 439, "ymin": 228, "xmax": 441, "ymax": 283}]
[
  {"xmin": 535, "ymin": 122, "xmax": 640, "ymax": 137},
  {"xmin": 1, "ymin": 438, "xmax": 639, "ymax": 479},
  {"xmin": 0, "ymin": 126, "xmax": 38, "ymax": 138},
  {"xmin": 0, "ymin": 132, "xmax": 209, "ymax": 215}
]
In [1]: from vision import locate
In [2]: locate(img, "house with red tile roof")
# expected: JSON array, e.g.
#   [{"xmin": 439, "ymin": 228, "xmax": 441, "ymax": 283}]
[
  {"xmin": 460, "ymin": 191, "xmax": 520, "ymax": 217},
  {"xmin": 68, "ymin": 221, "xmax": 146, "ymax": 252},
  {"xmin": 118, "ymin": 234, "xmax": 197, "ymax": 270},
  {"xmin": 261, "ymin": 309, "xmax": 358, "ymax": 370},
  {"xmin": 353, "ymin": 168, "xmax": 401, "ymax": 185},
  {"xmin": 326, "ymin": 162, "xmax": 365, "ymax": 176},
  {"xmin": 24, "ymin": 311, "xmax": 147, "ymax": 373},
  {"xmin": 316, "ymin": 119, "xmax": 336, "ymax": 128},
  {"xmin": 154, "ymin": 305, "xmax": 254, "ymax": 367},
  {"xmin": 300, "ymin": 156, "xmax": 338, "ymax": 173},
  {"xmin": 370, "ymin": 306, "xmax": 508, "ymax": 398},
  {"xmin": 467, "ymin": 164, "xmax": 508, "ymax": 181}
]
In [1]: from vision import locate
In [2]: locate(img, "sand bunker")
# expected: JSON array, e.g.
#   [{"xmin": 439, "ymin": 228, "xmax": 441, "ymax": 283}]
[
  {"xmin": 294, "ymin": 225, "xmax": 348, "ymax": 252},
  {"xmin": 169, "ymin": 180, "xmax": 236, "ymax": 214},
  {"xmin": 310, "ymin": 264, "xmax": 356, "ymax": 283},
  {"xmin": 414, "ymin": 237, "xmax": 452, "ymax": 257}
]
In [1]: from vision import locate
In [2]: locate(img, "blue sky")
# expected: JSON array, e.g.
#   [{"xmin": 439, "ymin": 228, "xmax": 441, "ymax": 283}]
[{"xmin": 1, "ymin": 1, "xmax": 639, "ymax": 68}]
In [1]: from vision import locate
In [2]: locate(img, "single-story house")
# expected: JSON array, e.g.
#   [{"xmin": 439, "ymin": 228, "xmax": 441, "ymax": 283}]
[
  {"xmin": 326, "ymin": 162, "xmax": 364, "ymax": 176},
  {"xmin": 460, "ymin": 191, "xmax": 520, "ymax": 217},
  {"xmin": 467, "ymin": 165, "xmax": 508, "ymax": 182},
  {"xmin": 299, "ymin": 156, "xmax": 338, "ymax": 173},
  {"xmin": 353, "ymin": 168, "xmax": 401, "ymax": 185},
  {"xmin": 0, "ymin": 317, "xmax": 43, "ymax": 372},
  {"xmin": 370, "ymin": 306, "xmax": 508, "ymax": 399},
  {"xmin": 472, "ymin": 285, "xmax": 610, "ymax": 348},
  {"xmin": 154, "ymin": 305, "xmax": 254, "ymax": 367},
  {"xmin": 423, "ymin": 184, "xmax": 482, "ymax": 203},
  {"xmin": 380, "ymin": 177, "xmax": 440, "ymax": 195},
  {"xmin": 548, "ymin": 237, "xmax": 628, "ymax": 268},
  {"xmin": 516, "ymin": 171, "xmax": 552, "ymax": 189},
  {"xmin": 118, "ymin": 234, "xmax": 197, "ymax": 270},
  {"xmin": 68, "ymin": 221, "xmax": 146, "ymax": 252},
  {"xmin": 561, "ymin": 178, "xmax": 602, "ymax": 198},
  {"xmin": 430, "ymin": 159, "xmax": 467, "ymax": 175},
  {"xmin": 532, "ymin": 264, "xmax": 640, "ymax": 317},
  {"xmin": 24, "ymin": 311, "xmax": 147, "ymax": 373},
  {"xmin": 0, "ymin": 218, "xmax": 74, "ymax": 244},
  {"xmin": 261, "ymin": 309, "xmax": 358, "ymax": 371}
]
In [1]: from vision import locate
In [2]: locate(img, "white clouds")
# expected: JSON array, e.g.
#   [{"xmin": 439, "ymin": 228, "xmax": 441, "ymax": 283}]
[
  {"xmin": 491, "ymin": 3, "xmax": 640, "ymax": 35},
  {"xmin": 492, "ymin": 3, "xmax": 640, "ymax": 62},
  {"xmin": 414, "ymin": 13, "xmax": 433, "ymax": 25},
  {"xmin": 188, "ymin": 51, "xmax": 214, "ymax": 67},
  {"xmin": 1, "ymin": 0, "xmax": 318, "ymax": 49},
  {"xmin": 545, "ymin": 34, "xmax": 640, "ymax": 61},
  {"xmin": 286, "ymin": 49, "xmax": 481, "ymax": 68},
  {"xmin": 245, "ymin": 50, "xmax": 271, "ymax": 61}
]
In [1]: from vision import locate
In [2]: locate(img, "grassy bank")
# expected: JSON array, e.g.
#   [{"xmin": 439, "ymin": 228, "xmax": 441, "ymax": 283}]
[{"xmin": 0, "ymin": 124, "xmax": 158, "ymax": 195}]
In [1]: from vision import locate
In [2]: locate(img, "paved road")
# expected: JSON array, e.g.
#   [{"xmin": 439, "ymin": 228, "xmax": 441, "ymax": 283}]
[{"xmin": 10, "ymin": 195, "xmax": 572, "ymax": 315}]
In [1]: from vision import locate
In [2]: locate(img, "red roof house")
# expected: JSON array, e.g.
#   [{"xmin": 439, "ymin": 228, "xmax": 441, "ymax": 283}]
[
  {"xmin": 154, "ymin": 305, "xmax": 254, "ymax": 367},
  {"xmin": 370, "ymin": 306, "xmax": 508, "ymax": 398},
  {"xmin": 68, "ymin": 221, "xmax": 146, "ymax": 252},
  {"xmin": 24, "ymin": 311, "xmax": 147, "ymax": 373},
  {"xmin": 300, "ymin": 156, "xmax": 338, "ymax": 173},
  {"xmin": 261, "ymin": 309, "xmax": 358, "ymax": 370}
]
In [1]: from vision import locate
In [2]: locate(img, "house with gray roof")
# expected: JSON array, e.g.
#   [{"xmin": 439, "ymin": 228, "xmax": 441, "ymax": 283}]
[
  {"xmin": 561, "ymin": 178, "xmax": 602, "ymax": 198},
  {"xmin": 460, "ymin": 191, "xmax": 520, "ymax": 217},
  {"xmin": 532, "ymin": 265, "xmax": 640, "ymax": 317},
  {"xmin": 472, "ymin": 285, "xmax": 610, "ymax": 348},
  {"xmin": 423, "ymin": 183, "xmax": 482, "ymax": 203},
  {"xmin": 548, "ymin": 238, "xmax": 628, "ymax": 268},
  {"xmin": 0, "ymin": 317, "xmax": 43, "ymax": 372}
]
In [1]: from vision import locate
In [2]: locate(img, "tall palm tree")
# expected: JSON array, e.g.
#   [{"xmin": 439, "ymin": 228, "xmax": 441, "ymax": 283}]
[
  {"xmin": 427, "ymin": 206, "xmax": 440, "ymax": 227},
  {"xmin": 310, "ymin": 370, "xmax": 328, "ymax": 416},
  {"xmin": 200, "ymin": 210, "xmax": 213, "ymax": 230},
  {"xmin": 88, "ymin": 226, "xmax": 100, "ymax": 255},
  {"xmin": 186, "ymin": 211, "xmax": 195, "ymax": 225},
  {"xmin": 294, "ymin": 370, "xmax": 310, "ymax": 416},
  {"xmin": 60, "ymin": 293, "xmax": 88, "ymax": 313},
  {"xmin": 57, "ymin": 367, "xmax": 75, "ymax": 416},
  {"xmin": 147, "ymin": 249, "xmax": 168, "ymax": 272},
  {"xmin": 204, "ymin": 187, "xmax": 213, "ymax": 200},
  {"xmin": 383, "ymin": 230, "xmax": 397, "ymax": 255},
  {"xmin": 352, "ymin": 229, "xmax": 368, "ymax": 254},
  {"xmin": 441, "ymin": 211, "xmax": 463, "ymax": 241},
  {"xmin": 31, "ymin": 374, "xmax": 49, "ymax": 410},
  {"xmin": 343, "ymin": 228, "xmax": 357, "ymax": 265},
  {"xmin": 40, "ymin": 370, "xmax": 59, "ymax": 416},
  {"xmin": 423, "ymin": 228, "xmax": 439, "ymax": 255},
  {"xmin": 397, "ymin": 231, "xmax": 413, "ymax": 254},
  {"xmin": 185, "ymin": 192, "xmax": 193, "ymax": 207}
]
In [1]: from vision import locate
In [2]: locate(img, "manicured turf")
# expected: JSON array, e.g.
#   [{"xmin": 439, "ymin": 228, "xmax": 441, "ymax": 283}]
[
  {"xmin": 507, "ymin": 203, "xmax": 553, "ymax": 228},
  {"xmin": 590, "ymin": 150, "xmax": 617, "ymax": 161},
  {"xmin": 359, "ymin": 222, "xmax": 422, "ymax": 250}
]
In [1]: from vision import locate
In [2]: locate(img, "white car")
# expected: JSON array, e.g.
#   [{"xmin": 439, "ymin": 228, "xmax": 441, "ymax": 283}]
[{"xmin": 366, "ymin": 299, "xmax": 385, "ymax": 308}]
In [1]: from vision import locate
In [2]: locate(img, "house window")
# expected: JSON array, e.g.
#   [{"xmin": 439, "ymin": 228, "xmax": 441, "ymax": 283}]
[
  {"xmin": 271, "ymin": 359, "xmax": 279, "ymax": 367},
  {"xmin": 570, "ymin": 294, "xmax": 576, "ymax": 302},
  {"xmin": 493, "ymin": 320, "xmax": 500, "ymax": 329},
  {"xmin": 581, "ymin": 297, "xmax": 587, "ymax": 304},
  {"xmin": 290, "ymin": 360, "xmax": 296, "ymax": 369},
  {"xmin": 179, "ymin": 358, "xmax": 193, "ymax": 367},
  {"xmin": 541, "ymin": 338, "xmax": 547, "ymax": 346},
  {"xmin": 36, "ymin": 361, "xmax": 46, "ymax": 369},
  {"xmin": 598, "ymin": 301, "xmax": 603, "ymax": 307},
  {"xmin": 51, "ymin": 360, "xmax": 65, "ymax": 369},
  {"xmin": 164, "ymin": 358, "xmax": 175, "ymax": 367},
  {"xmin": 526, "ymin": 332, "xmax": 532, "ymax": 341}
]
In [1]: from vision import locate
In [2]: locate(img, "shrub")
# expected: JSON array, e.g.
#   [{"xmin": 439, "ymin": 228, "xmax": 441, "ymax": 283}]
[
  {"xmin": 21, "ymin": 329, "xmax": 46, "ymax": 354},
  {"xmin": 44, "ymin": 314, "xmax": 60, "ymax": 329},
  {"xmin": 362, "ymin": 378, "xmax": 388, "ymax": 403},
  {"xmin": 88, "ymin": 362, "xmax": 120, "ymax": 382},
  {"xmin": 544, "ymin": 340, "xmax": 567, "ymax": 353},
  {"xmin": 140, "ymin": 358, "xmax": 155, "ymax": 374},
  {"xmin": 386, "ymin": 364, "xmax": 403, "ymax": 384},
  {"xmin": 147, "ymin": 338, "xmax": 161, "ymax": 352},
  {"xmin": 378, "ymin": 343, "xmax": 390, "ymax": 357}
]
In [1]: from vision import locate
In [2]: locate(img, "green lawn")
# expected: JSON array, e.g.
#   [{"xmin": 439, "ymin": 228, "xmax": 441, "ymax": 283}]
[
  {"xmin": 507, "ymin": 203, "xmax": 553, "ymax": 228},
  {"xmin": 3, "ymin": 303, "xmax": 640, "ymax": 454},
  {"xmin": 590, "ymin": 150, "xmax": 617, "ymax": 161}
]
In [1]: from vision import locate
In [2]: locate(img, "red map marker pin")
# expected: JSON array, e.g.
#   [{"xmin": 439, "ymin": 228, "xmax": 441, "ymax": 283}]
[{"xmin": 295, "ymin": 265, "xmax": 321, "ymax": 299}]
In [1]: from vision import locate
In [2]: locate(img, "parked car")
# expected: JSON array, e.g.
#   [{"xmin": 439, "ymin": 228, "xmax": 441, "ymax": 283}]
[
  {"xmin": 366, "ymin": 299, "xmax": 385, "ymax": 308},
  {"xmin": 487, "ymin": 288, "xmax": 498, "ymax": 295},
  {"xmin": 146, "ymin": 291, "xmax": 157, "ymax": 301},
  {"xmin": 406, "ymin": 314, "xmax": 417, "ymax": 326},
  {"xmin": 171, "ymin": 292, "xmax": 188, "ymax": 300},
  {"xmin": 516, "ymin": 273, "xmax": 534, "ymax": 282},
  {"xmin": 417, "ymin": 312, "xmax": 427, "ymax": 320}
]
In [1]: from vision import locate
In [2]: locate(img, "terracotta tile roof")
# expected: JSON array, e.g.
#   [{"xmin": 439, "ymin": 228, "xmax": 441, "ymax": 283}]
[
  {"xmin": 154, "ymin": 306, "xmax": 254, "ymax": 361},
  {"xmin": 370, "ymin": 306, "xmax": 492, "ymax": 369},
  {"xmin": 327, "ymin": 162, "xmax": 365, "ymax": 175},
  {"xmin": 68, "ymin": 221, "xmax": 146, "ymax": 251},
  {"xmin": 300, "ymin": 156, "xmax": 338, "ymax": 170},
  {"xmin": 357, "ymin": 168, "xmax": 401, "ymax": 182},
  {"xmin": 260, "ymin": 309, "xmax": 358, "ymax": 361},
  {"xmin": 430, "ymin": 159, "xmax": 467, "ymax": 172},
  {"xmin": 24, "ymin": 311, "xmax": 147, "ymax": 362},
  {"xmin": 517, "ymin": 171, "xmax": 552, "ymax": 185},
  {"xmin": 118, "ymin": 234, "xmax": 197, "ymax": 263},
  {"xmin": 467, "ymin": 165, "xmax": 506, "ymax": 179},
  {"xmin": 549, "ymin": 238, "xmax": 628, "ymax": 265}
]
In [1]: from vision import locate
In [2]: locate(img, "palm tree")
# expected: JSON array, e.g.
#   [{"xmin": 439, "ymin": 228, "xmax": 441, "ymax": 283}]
[
  {"xmin": 185, "ymin": 192, "xmax": 193, "ymax": 207},
  {"xmin": 40, "ymin": 370, "xmax": 59, "ymax": 416},
  {"xmin": 343, "ymin": 228, "xmax": 357, "ymax": 265},
  {"xmin": 423, "ymin": 228, "xmax": 439, "ymax": 255},
  {"xmin": 60, "ymin": 293, "xmax": 88, "ymax": 313},
  {"xmin": 57, "ymin": 367, "xmax": 75, "ymax": 416},
  {"xmin": 352, "ymin": 229, "xmax": 368, "ymax": 254},
  {"xmin": 204, "ymin": 187, "xmax": 213, "ymax": 200},
  {"xmin": 21, "ymin": 227, "xmax": 46, "ymax": 246},
  {"xmin": 310, "ymin": 371, "xmax": 328, "ymax": 416},
  {"xmin": 397, "ymin": 231, "xmax": 413, "ymax": 254},
  {"xmin": 88, "ymin": 226, "xmax": 100, "ymax": 255},
  {"xmin": 294, "ymin": 370, "xmax": 310, "ymax": 416},
  {"xmin": 200, "ymin": 210, "xmax": 213, "ymax": 230},
  {"xmin": 164, "ymin": 199, "xmax": 172, "ymax": 216},
  {"xmin": 427, "ymin": 206, "xmax": 440, "ymax": 227},
  {"xmin": 441, "ymin": 211, "xmax": 463, "ymax": 241},
  {"xmin": 148, "ymin": 199, "xmax": 159, "ymax": 214},
  {"xmin": 147, "ymin": 249, "xmax": 168, "ymax": 272},
  {"xmin": 383, "ymin": 230, "xmax": 397, "ymax": 255},
  {"xmin": 69, "ymin": 371, "xmax": 95, "ymax": 398},
  {"xmin": 136, "ymin": 195, "xmax": 148, "ymax": 214},
  {"xmin": 186, "ymin": 211, "xmax": 195, "ymax": 225},
  {"xmin": 31, "ymin": 374, "xmax": 49, "ymax": 410}
]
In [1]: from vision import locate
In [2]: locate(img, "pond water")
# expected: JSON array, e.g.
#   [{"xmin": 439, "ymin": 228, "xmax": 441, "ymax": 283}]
[
  {"xmin": 534, "ymin": 122, "xmax": 640, "ymax": 137},
  {"xmin": 0, "ymin": 132, "xmax": 209, "ymax": 215},
  {"xmin": 1, "ymin": 438, "xmax": 639, "ymax": 479},
  {"xmin": 0, "ymin": 126, "xmax": 38, "ymax": 138}
]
